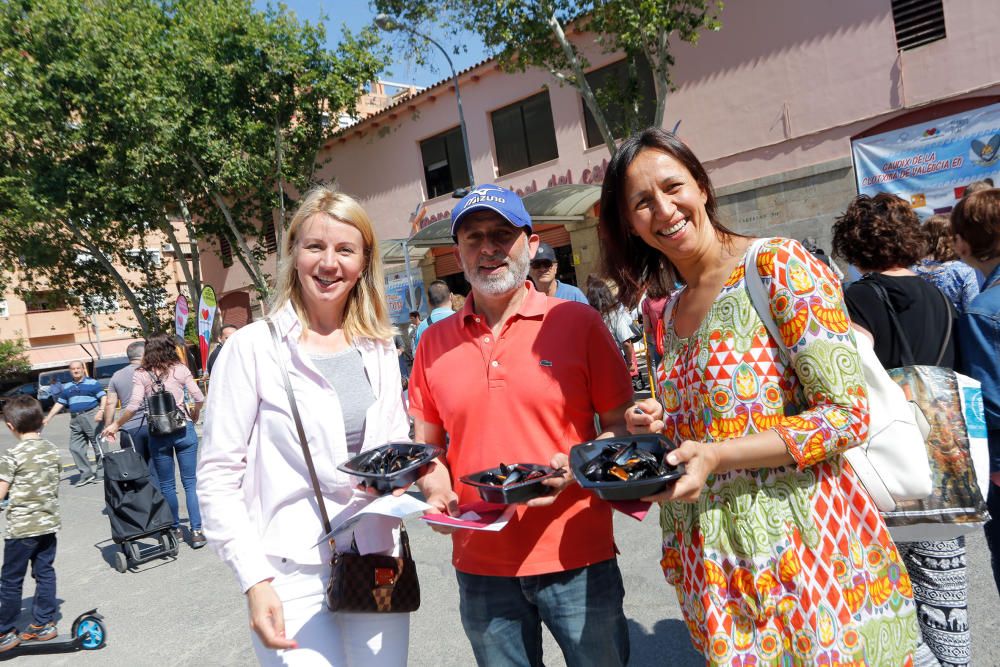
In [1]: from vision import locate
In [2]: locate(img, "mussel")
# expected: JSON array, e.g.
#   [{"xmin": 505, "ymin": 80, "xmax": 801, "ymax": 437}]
[
  {"xmin": 358, "ymin": 445, "xmax": 423, "ymax": 476},
  {"xmin": 581, "ymin": 441, "xmax": 666, "ymax": 483},
  {"xmin": 480, "ymin": 463, "xmax": 547, "ymax": 487}
]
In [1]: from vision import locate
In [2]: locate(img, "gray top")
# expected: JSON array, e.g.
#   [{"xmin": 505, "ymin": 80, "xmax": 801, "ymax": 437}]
[
  {"xmin": 108, "ymin": 363, "xmax": 145, "ymax": 431},
  {"xmin": 309, "ymin": 348, "xmax": 375, "ymax": 455}
]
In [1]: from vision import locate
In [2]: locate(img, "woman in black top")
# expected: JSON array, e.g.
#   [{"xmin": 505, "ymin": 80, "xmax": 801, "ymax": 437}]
[{"xmin": 833, "ymin": 193, "xmax": 966, "ymax": 667}]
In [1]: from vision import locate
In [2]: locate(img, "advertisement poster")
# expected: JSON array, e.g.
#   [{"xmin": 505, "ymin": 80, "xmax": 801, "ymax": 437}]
[
  {"xmin": 197, "ymin": 285, "xmax": 218, "ymax": 373},
  {"xmin": 174, "ymin": 294, "xmax": 189, "ymax": 340},
  {"xmin": 384, "ymin": 271, "xmax": 424, "ymax": 325},
  {"xmin": 852, "ymin": 102, "xmax": 1000, "ymax": 218}
]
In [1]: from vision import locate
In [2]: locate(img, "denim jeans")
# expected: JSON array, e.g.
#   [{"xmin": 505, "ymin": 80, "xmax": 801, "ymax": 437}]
[
  {"xmin": 151, "ymin": 421, "xmax": 202, "ymax": 531},
  {"xmin": 986, "ymin": 482, "xmax": 1000, "ymax": 599},
  {"xmin": 456, "ymin": 559, "xmax": 629, "ymax": 667},
  {"xmin": 0, "ymin": 533, "xmax": 58, "ymax": 633}
]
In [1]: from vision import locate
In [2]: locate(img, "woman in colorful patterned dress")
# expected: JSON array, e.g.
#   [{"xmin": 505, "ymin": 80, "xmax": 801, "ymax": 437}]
[{"xmin": 599, "ymin": 128, "xmax": 918, "ymax": 666}]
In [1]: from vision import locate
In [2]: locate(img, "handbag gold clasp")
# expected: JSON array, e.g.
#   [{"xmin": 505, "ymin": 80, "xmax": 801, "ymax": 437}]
[{"xmin": 374, "ymin": 567, "xmax": 396, "ymax": 587}]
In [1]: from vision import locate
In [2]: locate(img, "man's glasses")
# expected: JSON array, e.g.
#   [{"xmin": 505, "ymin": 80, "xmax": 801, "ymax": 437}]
[{"xmin": 530, "ymin": 260, "xmax": 554, "ymax": 270}]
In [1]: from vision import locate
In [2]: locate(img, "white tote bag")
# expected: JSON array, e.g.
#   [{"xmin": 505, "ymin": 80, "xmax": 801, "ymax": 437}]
[{"xmin": 744, "ymin": 238, "xmax": 933, "ymax": 512}]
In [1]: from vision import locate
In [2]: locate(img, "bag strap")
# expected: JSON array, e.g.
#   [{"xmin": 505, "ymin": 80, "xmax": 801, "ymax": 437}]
[
  {"xmin": 146, "ymin": 369, "xmax": 167, "ymax": 393},
  {"xmin": 933, "ymin": 287, "xmax": 953, "ymax": 367},
  {"xmin": 863, "ymin": 278, "xmax": 915, "ymax": 366},
  {"xmin": 744, "ymin": 238, "xmax": 790, "ymax": 363},
  {"xmin": 265, "ymin": 318, "xmax": 334, "ymax": 540},
  {"xmin": 865, "ymin": 274, "xmax": 952, "ymax": 366}
]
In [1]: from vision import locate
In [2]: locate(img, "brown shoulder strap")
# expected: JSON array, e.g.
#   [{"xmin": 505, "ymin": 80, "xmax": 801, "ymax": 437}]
[{"xmin": 266, "ymin": 318, "xmax": 333, "ymax": 539}]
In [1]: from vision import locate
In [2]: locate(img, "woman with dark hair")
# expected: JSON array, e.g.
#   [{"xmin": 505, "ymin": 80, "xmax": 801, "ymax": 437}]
[
  {"xmin": 586, "ymin": 279, "xmax": 640, "ymax": 386},
  {"xmin": 833, "ymin": 193, "xmax": 966, "ymax": 667},
  {"xmin": 609, "ymin": 128, "xmax": 917, "ymax": 665},
  {"xmin": 640, "ymin": 279, "xmax": 670, "ymax": 375},
  {"xmin": 102, "ymin": 332, "xmax": 206, "ymax": 548},
  {"xmin": 913, "ymin": 214, "xmax": 980, "ymax": 313}
]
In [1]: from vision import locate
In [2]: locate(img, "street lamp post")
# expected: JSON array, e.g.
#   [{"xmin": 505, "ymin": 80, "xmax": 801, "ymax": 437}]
[{"xmin": 374, "ymin": 14, "xmax": 474, "ymax": 189}]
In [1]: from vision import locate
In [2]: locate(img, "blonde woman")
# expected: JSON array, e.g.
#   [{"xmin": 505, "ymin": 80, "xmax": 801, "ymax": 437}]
[{"xmin": 197, "ymin": 187, "xmax": 410, "ymax": 665}]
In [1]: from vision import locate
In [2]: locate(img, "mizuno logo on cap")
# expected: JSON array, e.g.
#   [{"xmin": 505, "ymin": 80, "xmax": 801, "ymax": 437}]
[{"xmin": 463, "ymin": 186, "xmax": 507, "ymax": 209}]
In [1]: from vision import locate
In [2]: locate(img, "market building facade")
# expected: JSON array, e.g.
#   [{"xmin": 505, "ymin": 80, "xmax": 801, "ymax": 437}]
[{"xmin": 199, "ymin": 0, "xmax": 1000, "ymax": 321}]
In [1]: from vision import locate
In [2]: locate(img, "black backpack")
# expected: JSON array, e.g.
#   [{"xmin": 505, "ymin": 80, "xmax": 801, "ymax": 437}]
[{"xmin": 145, "ymin": 370, "xmax": 187, "ymax": 436}]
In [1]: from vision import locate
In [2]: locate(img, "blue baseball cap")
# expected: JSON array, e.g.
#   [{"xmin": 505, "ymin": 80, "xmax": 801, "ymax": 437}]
[{"xmin": 450, "ymin": 185, "xmax": 533, "ymax": 237}]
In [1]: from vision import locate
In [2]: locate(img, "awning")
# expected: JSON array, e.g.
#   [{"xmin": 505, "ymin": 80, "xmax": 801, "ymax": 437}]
[
  {"xmin": 380, "ymin": 240, "xmax": 432, "ymax": 263},
  {"xmin": 405, "ymin": 184, "xmax": 602, "ymax": 249},
  {"xmin": 521, "ymin": 184, "xmax": 601, "ymax": 222},
  {"xmin": 28, "ymin": 337, "xmax": 141, "ymax": 371}
]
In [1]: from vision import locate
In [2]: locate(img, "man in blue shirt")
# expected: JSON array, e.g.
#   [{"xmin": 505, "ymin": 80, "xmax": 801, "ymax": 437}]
[
  {"xmin": 42, "ymin": 360, "xmax": 106, "ymax": 486},
  {"xmin": 413, "ymin": 280, "xmax": 455, "ymax": 350},
  {"xmin": 528, "ymin": 243, "xmax": 588, "ymax": 304}
]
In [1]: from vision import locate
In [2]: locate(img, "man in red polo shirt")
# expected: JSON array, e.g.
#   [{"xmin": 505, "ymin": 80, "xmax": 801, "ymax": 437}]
[{"xmin": 408, "ymin": 185, "xmax": 634, "ymax": 666}]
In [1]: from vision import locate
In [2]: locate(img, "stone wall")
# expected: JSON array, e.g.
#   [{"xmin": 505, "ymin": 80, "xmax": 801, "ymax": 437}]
[{"xmin": 716, "ymin": 157, "xmax": 857, "ymax": 256}]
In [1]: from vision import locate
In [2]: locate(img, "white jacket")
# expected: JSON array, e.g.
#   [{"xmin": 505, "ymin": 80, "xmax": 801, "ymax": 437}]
[{"xmin": 196, "ymin": 301, "xmax": 410, "ymax": 592}]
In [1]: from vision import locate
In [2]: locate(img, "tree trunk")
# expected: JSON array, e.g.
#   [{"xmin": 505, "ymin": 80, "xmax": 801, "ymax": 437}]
[
  {"xmin": 162, "ymin": 208, "xmax": 200, "ymax": 303},
  {"xmin": 187, "ymin": 154, "xmax": 269, "ymax": 298},
  {"xmin": 61, "ymin": 219, "xmax": 152, "ymax": 335},
  {"xmin": 177, "ymin": 199, "xmax": 202, "ymax": 292},
  {"xmin": 546, "ymin": 12, "xmax": 618, "ymax": 156},
  {"xmin": 648, "ymin": 29, "xmax": 671, "ymax": 129},
  {"xmin": 274, "ymin": 119, "xmax": 286, "ymax": 260}
]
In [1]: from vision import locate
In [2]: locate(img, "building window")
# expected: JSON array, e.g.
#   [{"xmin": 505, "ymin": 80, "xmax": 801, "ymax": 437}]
[
  {"xmin": 420, "ymin": 127, "xmax": 472, "ymax": 199},
  {"xmin": 491, "ymin": 91, "xmax": 559, "ymax": 176},
  {"xmin": 0, "ymin": 300, "xmax": 7, "ymax": 318},
  {"xmin": 80, "ymin": 294, "xmax": 119, "ymax": 314},
  {"xmin": 891, "ymin": 0, "xmax": 946, "ymax": 51},
  {"xmin": 583, "ymin": 57, "xmax": 657, "ymax": 149},
  {"xmin": 219, "ymin": 234, "xmax": 233, "ymax": 268},
  {"xmin": 125, "ymin": 248, "xmax": 162, "ymax": 268},
  {"xmin": 263, "ymin": 220, "xmax": 278, "ymax": 254},
  {"xmin": 23, "ymin": 290, "xmax": 71, "ymax": 313}
]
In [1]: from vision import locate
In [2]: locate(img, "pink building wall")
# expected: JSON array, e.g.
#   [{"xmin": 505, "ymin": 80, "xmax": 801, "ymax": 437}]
[
  {"xmin": 315, "ymin": 0, "xmax": 1000, "ymax": 234},
  {"xmin": 202, "ymin": 0, "xmax": 1000, "ymax": 299}
]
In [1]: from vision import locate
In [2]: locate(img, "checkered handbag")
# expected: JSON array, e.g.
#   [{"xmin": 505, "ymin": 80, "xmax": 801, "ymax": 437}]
[
  {"xmin": 267, "ymin": 319, "xmax": 420, "ymax": 614},
  {"xmin": 326, "ymin": 528, "xmax": 420, "ymax": 613}
]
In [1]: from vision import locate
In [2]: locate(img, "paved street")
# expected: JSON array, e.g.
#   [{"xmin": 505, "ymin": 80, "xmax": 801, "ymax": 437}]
[{"xmin": 1, "ymin": 413, "xmax": 998, "ymax": 665}]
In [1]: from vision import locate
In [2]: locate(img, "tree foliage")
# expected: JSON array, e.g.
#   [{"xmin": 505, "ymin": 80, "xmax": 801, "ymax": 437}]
[
  {"xmin": 373, "ymin": 0, "xmax": 722, "ymax": 155},
  {"xmin": 0, "ymin": 0, "xmax": 387, "ymax": 335},
  {"xmin": 0, "ymin": 337, "xmax": 32, "ymax": 380}
]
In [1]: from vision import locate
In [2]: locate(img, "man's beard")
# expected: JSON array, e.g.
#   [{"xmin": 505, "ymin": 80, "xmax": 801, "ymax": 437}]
[{"xmin": 462, "ymin": 243, "xmax": 531, "ymax": 297}]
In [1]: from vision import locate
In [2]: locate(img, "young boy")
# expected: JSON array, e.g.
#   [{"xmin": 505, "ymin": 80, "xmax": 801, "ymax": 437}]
[{"xmin": 0, "ymin": 395, "xmax": 62, "ymax": 651}]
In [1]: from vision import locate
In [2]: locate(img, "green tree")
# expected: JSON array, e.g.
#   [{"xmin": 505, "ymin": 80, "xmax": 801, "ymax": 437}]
[
  {"xmin": 0, "ymin": 0, "xmax": 386, "ymax": 335},
  {"xmin": 161, "ymin": 0, "xmax": 387, "ymax": 300},
  {"xmin": 0, "ymin": 337, "xmax": 31, "ymax": 380},
  {"xmin": 374, "ymin": 0, "xmax": 722, "ymax": 156},
  {"xmin": 0, "ymin": 0, "xmax": 173, "ymax": 334}
]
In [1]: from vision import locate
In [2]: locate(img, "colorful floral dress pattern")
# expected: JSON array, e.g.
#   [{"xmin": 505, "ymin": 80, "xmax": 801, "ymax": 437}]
[{"xmin": 657, "ymin": 238, "xmax": 918, "ymax": 666}]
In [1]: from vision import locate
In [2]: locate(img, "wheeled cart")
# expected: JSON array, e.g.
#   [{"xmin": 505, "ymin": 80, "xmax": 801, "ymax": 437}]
[{"xmin": 98, "ymin": 432, "xmax": 178, "ymax": 572}]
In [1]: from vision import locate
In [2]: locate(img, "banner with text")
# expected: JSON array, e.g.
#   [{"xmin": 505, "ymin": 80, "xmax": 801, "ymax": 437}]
[
  {"xmin": 852, "ymin": 102, "xmax": 1000, "ymax": 217},
  {"xmin": 385, "ymin": 271, "xmax": 424, "ymax": 325},
  {"xmin": 197, "ymin": 285, "xmax": 218, "ymax": 373},
  {"xmin": 174, "ymin": 294, "xmax": 189, "ymax": 340}
]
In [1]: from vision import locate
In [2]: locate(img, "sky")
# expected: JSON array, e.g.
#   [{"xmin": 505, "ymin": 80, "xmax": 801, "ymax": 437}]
[{"xmin": 255, "ymin": 0, "xmax": 490, "ymax": 89}]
